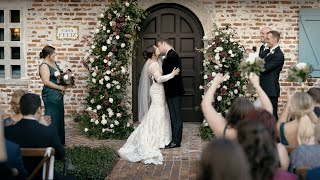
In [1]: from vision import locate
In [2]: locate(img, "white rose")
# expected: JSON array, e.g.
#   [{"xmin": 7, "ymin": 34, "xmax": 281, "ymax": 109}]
[
  {"xmin": 63, "ymin": 74, "xmax": 69, "ymax": 80},
  {"xmin": 231, "ymin": 54, "xmax": 235, "ymax": 57},
  {"xmin": 215, "ymin": 32, "xmax": 219, "ymax": 36},
  {"xmin": 242, "ymin": 85, "xmax": 247, "ymax": 90},
  {"xmin": 95, "ymin": 29, "xmax": 99, "ymax": 33},
  {"xmin": 217, "ymin": 96, "xmax": 222, "ymax": 101},
  {"xmin": 102, "ymin": 26, "xmax": 106, "ymax": 31},
  {"xmin": 199, "ymin": 85, "xmax": 204, "ymax": 90},
  {"xmin": 125, "ymin": 2, "xmax": 130, "ymax": 7},
  {"xmin": 101, "ymin": 119, "xmax": 107, "ymax": 125},
  {"xmin": 108, "ymin": 52, "xmax": 113, "ymax": 57},
  {"xmin": 204, "ymin": 122, "xmax": 208, "ymax": 127},
  {"xmin": 89, "ymin": 57, "xmax": 94, "ymax": 63},
  {"xmin": 84, "ymin": 128, "xmax": 89, "ymax": 132},
  {"xmin": 228, "ymin": 50, "xmax": 233, "ymax": 54},
  {"xmin": 107, "ymin": 61, "xmax": 112, "ymax": 66},
  {"xmin": 100, "ymin": 13, "xmax": 104, "ymax": 18},
  {"xmin": 110, "ymin": 124, "xmax": 114, "ymax": 128},
  {"xmin": 90, "ymin": 99, "xmax": 95, "ymax": 103},
  {"xmin": 94, "ymin": 120, "xmax": 99, "ymax": 125},
  {"xmin": 203, "ymin": 75, "xmax": 208, "ymax": 79},
  {"xmin": 104, "ymin": 76, "xmax": 110, "ymax": 81},
  {"xmin": 234, "ymin": 89, "xmax": 238, "ymax": 94},
  {"xmin": 54, "ymin": 71, "xmax": 60, "ymax": 77},
  {"xmin": 92, "ymin": 72, "xmax": 97, "ymax": 77},
  {"xmin": 107, "ymin": 39, "xmax": 111, "ymax": 44},
  {"xmin": 116, "ymin": 35, "xmax": 120, "ymax": 40},
  {"xmin": 116, "ymin": 85, "xmax": 120, "ymax": 89},
  {"xmin": 90, "ymin": 118, "xmax": 94, "ymax": 122},
  {"xmin": 102, "ymin": 46, "xmax": 107, "ymax": 51},
  {"xmin": 211, "ymin": 72, "xmax": 216, "ymax": 77},
  {"xmin": 121, "ymin": 67, "xmax": 126, "ymax": 74},
  {"xmin": 87, "ymin": 107, "xmax": 92, "ymax": 111},
  {"xmin": 91, "ymin": 45, "xmax": 95, "ymax": 49},
  {"xmin": 227, "ymin": 102, "xmax": 231, "ymax": 106},
  {"xmin": 107, "ymin": 29, "xmax": 110, "ymax": 33},
  {"xmin": 99, "ymin": 79, "xmax": 104, "ymax": 85},
  {"xmin": 296, "ymin": 62, "xmax": 307, "ymax": 70},
  {"xmin": 106, "ymin": 70, "xmax": 111, "ymax": 74},
  {"xmin": 202, "ymin": 36, "xmax": 208, "ymax": 40},
  {"xmin": 102, "ymin": 128, "xmax": 107, "ymax": 133},
  {"xmin": 114, "ymin": 120, "xmax": 119, "ymax": 126},
  {"xmin": 127, "ymin": 123, "xmax": 130, "ymax": 127},
  {"xmin": 103, "ymin": 59, "xmax": 108, "ymax": 63},
  {"xmin": 214, "ymin": 65, "xmax": 219, "ymax": 70},
  {"xmin": 93, "ymin": 109, "xmax": 97, "ymax": 113},
  {"xmin": 106, "ymin": 83, "xmax": 111, "ymax": 89},
  {"xmin": 97, "ymin": 105, "xmax": 102, "ymax": 110},
  {"xmin": 92, "ymin": 78, "xmax": 96, "ymax": 83},
  {"xmin": 116, "ymin": 113, "xmax": 122, "ymax": 118},
  {"xmin": 225, "ymin": 110, "xmax": 229, "ymax": 114},
  {"xmin": 109, "ymin": 98, "xmax": 113, "ymax": 103},
  {"xmin": 121, "ymin": 43, "xmax": 125, "ymax": 48},
  {"xmin": 223, "ymin": 86, "xmax": 227, "ymax": 90}
]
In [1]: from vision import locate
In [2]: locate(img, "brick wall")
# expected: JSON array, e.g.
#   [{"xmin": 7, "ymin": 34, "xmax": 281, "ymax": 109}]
[{"xmin": 1, "ymin": 0, "xmax": 319, "ymax": 118}]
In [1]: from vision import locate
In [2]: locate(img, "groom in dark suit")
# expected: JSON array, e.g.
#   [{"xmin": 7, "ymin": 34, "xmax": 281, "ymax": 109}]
[
  {"xmin": 157, "ymin": 39, "xmax": 185, "ymax": 149},
  {"xmin": 260, "ymin": 30, "xmax": 284, "ymax": 120}
]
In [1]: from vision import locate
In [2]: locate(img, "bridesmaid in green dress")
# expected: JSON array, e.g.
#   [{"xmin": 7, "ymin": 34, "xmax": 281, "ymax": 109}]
[{"xmin": 39, "ymin": 45, "xmax": 67, "ymax": 145}]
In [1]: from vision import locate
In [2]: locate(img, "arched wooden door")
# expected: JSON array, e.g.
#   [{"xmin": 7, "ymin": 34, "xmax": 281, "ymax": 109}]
[{"xmin": 133, "ymin": 3, "xmax": 204, "ymax": 122}]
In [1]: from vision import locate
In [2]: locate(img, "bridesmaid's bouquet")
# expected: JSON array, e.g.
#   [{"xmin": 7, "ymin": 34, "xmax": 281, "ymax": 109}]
[
  {"xmin": 287, "ymin": 62, "xmax": 313, "ymax": 83},
  {"xmin": 54, "ymin": 69, "xmax": 75, "ymax": 86}
]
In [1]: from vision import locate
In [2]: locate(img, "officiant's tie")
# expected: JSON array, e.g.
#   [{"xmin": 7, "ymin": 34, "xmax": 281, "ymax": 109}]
[{"xmin": 259, "ymin": 46, "xmax": 270, "ymax": 59}]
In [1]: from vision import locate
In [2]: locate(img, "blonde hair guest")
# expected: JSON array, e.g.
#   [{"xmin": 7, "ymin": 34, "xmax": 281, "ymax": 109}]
[{"xmin": 3, "ymin": 89, "xmax": 27, "ymax": 126}]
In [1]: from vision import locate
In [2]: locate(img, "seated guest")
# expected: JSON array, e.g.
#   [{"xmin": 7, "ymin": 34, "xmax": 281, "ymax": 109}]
[
  {"xmin": 237, "ymin": 120, "xmax": 297, "ymax": 180},
  {"xmin": 5, "ymin": 140, "xmax": 27, "ymax": 179},
  {"xmin": 277, "ymin": 92, "xmax": 315, "ymax": 146},
  {"xmin": 197, "ymin": 138, "xmax": 251, "ymax": 180},
  {"xmin": 306, "ymin": 166, "xmax": 320, "ymax": 180},
  {"xmin": 201, "ymin": 72, "xmax": 273, "ymax": 140},
  {"xmin": 289, "ymin": 121, "xmax": 320, "ymax": 172},
  {"xmin": 5, "ymin": 93, "xmax": 65, "ymax": 179},
  {"xmin": 244, "ymin": 108, "xmax": 290, "ymax": 171},
  {"xmin": 307, "ymin": 87, "xmax": 320, "ymax": 118},
  {"xmin": 3, "ymin": 89, "xmax": 50, "ymax": 127}
]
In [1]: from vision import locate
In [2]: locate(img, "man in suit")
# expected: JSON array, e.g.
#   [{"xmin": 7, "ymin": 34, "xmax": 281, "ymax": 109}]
[
  {"xmin": 5, "ymin": 93, "xmax": 65, "ymax": 179},
  {"xmin": 157, "ymin": 39, "xmax": 185, "ymax": 149},
  {"xmin": 259, "ymin": 27, "xmax": 272, "ymax": 59},
  {"xmin": 260, "ymin": 30, "xmax": 285, "ymax": 120}
]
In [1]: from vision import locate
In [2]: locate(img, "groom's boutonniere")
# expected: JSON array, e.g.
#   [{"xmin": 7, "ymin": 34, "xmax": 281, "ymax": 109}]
[
  {"xmin": 162, "ymin": 55, "xmax": 167, "ymax": 60},
  {"xmin": 270, "ymin": 49, "xmax": 275, "ymax": 55}
]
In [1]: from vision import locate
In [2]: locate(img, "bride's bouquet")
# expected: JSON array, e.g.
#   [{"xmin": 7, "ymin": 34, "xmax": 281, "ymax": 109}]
[
  {"xmin": 54, "ymin": 69, "xmax": 75, "ymax": 86},
  {"xmin": 240, "ymin": 50, "xmax": 265, "ymax": 76}
]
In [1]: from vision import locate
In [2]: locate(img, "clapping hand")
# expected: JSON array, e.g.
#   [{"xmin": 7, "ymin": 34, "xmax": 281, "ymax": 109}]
[
  {"xmin": 39, "ymin": 115, "xmax": 51, "ymax": 126},
  {"xmin": 171, "ymin": 67, "xmax": 180, "ymax": 76}
]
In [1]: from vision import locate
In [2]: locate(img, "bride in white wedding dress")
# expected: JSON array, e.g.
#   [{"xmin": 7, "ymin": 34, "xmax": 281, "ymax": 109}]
[{"xmin": 118, "ymin": 45, "xmax": 180, "ymax": 164}]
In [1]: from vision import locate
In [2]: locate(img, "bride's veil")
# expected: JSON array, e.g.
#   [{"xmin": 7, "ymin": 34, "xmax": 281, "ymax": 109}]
[{"xmin": 138, "ymin": 59, "xmax": 152, "ymax": 122}]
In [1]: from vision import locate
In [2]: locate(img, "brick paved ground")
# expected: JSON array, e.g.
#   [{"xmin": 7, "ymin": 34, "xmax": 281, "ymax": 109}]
[{"xmin": 65, "ymin": 121, "xmax": 208, "ymax": 180}]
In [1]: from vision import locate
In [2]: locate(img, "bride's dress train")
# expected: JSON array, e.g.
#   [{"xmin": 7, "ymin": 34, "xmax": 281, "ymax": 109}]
[{"xmin": 118, "ymin": 61, "xmax": 172, "ymax": 164}]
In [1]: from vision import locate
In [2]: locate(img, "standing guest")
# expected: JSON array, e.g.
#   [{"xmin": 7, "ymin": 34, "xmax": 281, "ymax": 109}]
[
  {"xmin": 259, "ymin": 27, "xmax": 272, "ymax": 59},
  {"xmin": 307, "ymin": 87, "xmax": 320, "ymax": 117},
  {"xmin": 157, "ymin": 39, "xmax": 185, "ymax": 149},
  {"xmin": 259, "ymin": 30, "xmax": 285, "ymax": 120},
  {"xmin": 39, "ymin": 45, "xmax": 66, "ymax": 145},
  {"xmin": 5, "ymin": 93, "xmax": 65, "ymax": 179},
  {"xmin": 2, "ymin": 89, "xmax": 50, "ymax": 127},
  {"xmin": 197, "ymin": 138, "xmax": 251, "ymax": 180}
]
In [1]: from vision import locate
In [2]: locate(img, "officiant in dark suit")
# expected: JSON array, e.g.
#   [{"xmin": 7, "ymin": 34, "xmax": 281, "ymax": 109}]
[
  {"xmin": 260, "ymin": 30, "xmax": 285, "ymax": 120},
  {"xmin": 157, "ymin": 39, "xmax": 185, "ymax": 149},
  {"xmin": 259, "ymin": 27, "xmax": 272, "ymax": 59}
]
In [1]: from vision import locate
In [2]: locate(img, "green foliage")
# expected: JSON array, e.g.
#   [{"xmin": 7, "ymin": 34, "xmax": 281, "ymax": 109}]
[
  {"xmin": 55, "ymin": 146, "xmax": 118, "ymax": 180},
  {"xmin": 198, "ymin": 24, "xmax": 247, "ymax": 140},
  {"xmin": 287, "ymin": 62, "xmax": 313, "ymax": 82},
  {"xmin": 82, "ymin": 0, "xmax": 147, "ymax": 139}
]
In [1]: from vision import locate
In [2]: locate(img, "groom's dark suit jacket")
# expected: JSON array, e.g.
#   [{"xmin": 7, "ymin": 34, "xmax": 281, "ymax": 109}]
[
  {"xmin": 162, "ymin": 49, "xmax": 185, "ymax": 97},
  {"xmin": 260, "ymin": 46, "xmax": 284, "ymax": 97},
  {"xmin": 5, "ymin": 119, "xmax": 65, "ymax": 179}
]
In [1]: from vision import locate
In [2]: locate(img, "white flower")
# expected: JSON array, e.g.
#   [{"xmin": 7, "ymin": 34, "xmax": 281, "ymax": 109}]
[
  {"xmin": 54, "ymin": 71, "xmax": 60, "ymax": 77},
  {"xmin": 116, "ymin": 85, "xmax": 120, "ymax": 89},
  {"xmin": 116, "ymin": 113, "xmax": 122, "ymax": 118},
  {"xmin": 94, "ymin": 120, "xmax": 99, "ymax": 125},
  {"xmin": 127, "ymin": 122, "xmax": 130, "ymax": 127},
  {"xmin": 110, "ymin": 124, "xmax": 114, "ymax": 128},
  {"xmin": 93, "ymin": 109, "xmax": 97, "ymax": 113},
  {"xmin": 109, "ymin": 98, "xmax": 113, "ymax": 103},
  {"xmin": 116, "ymin": 35, "xmax": 120, "ymax": 40},
  {"xmin": 109, "ymin": 21, "xmax": 113, "ymax": 27},
  {"xmin": 108, "ymin": 111, "xmax": 114, "ymax": 117},
  {"xmin": 97, "ymin": 105, "xmax": 102, "ymax": 110},
  {"xmin": 121, "ymin": 67, "xmax": 126, "ymax": 74},
  {"xmin": 106, "ymin": 83, "xmax": 111, "ymax": 89},
  {"xmin": 214, "ymin": 65, "xmax": 219, "ymax": 70},
  {"xmin": 106, "ymin": 70, "xmax": 111, "ymax": 74},
  {"xmin": 92, "ymin": 72, "xmax": 97, "ymax": 77},
  {"xmin": 89, "ymin": 57, "xmax": 94, "ymax": 63},
  {"xmin": 107, "ymin": 61, "xmax": 112, "ymax": 66},
  {"xmin": 125, "ymin": 2, "xmax": 130, "ymax": 7},
  {"xmin": 296, "ymin": 62, "xmax": 308, "ymax": 70},
  {"xmin": 104, "ymin": 76, "xmax": 110, "ymax": 81},
  {"xmin": 217, "ymin": 96, "xmax": 222, "ymax": 101},
  {"xmin": 95, "ymin": 29, "xmax": 99, "ymax": 33},
  {"xmin": 228, "ymin": 50, "xmax": 233, "ymax": 54},
  {"xmin": 107, "ymin": 30, "xmax": 110, "ymax": 33},
  {"xmin": 230, "ymin": 54, "xmax": 235, "ymax": 57},
  {"xmin": 101, "ymin": 119, "xmax": 107, "ymax": 125},
  {"xmin": 234, "ymin": 89, "xmax": 238, "ymax": 94},
  {"xmin": 100, "ymin": 13, "xmax": 104, "ymax": 18},
  {"xmin": 242, "ymin": 85, "xmax": 247, "ymax": 90},
  {"xmin": 114, "ymin": 120, "xmax": 119, "ymax": 126},
  {"xmin": 211, "ymin": 72, "xmax": 216, "ymax": 77},
  {"xmin": 227, "ymin": 102, "xmax": 231, "ymax": 106},
  {"xmin": 62, "ymin": 74, "xmax": 68, "ymax": 81},
  {"xmin": 90, "ymin": 118, "xmax": 94, "ymax": 122},
  {"xmin": 108, "ymin": 52, "xmax": 113, "ymax": 57},
  {"xmin": 204, "ymin": 122, "xmax": 208, "ymax": 127},
  {"xmin": 103, "ymin": 59, "xmax": 108, "ymax": 63},
  {"xmin": 203, "ymin": 75, "xmax": 208, "ymax": 79},
  {"xmin": 99, "ymin": 79, "xmax": 104, "ymax": 85},
  {"xmin": 90, "ymin": 99, "xmax": 95, "ymax": 103},
  {"xmin": 107, "ymin": 39, "xmax": 111, "ymax": 44},
  {"xmin": 102, "ymin": 46, "xmax": 107, "ymax": 51},
  {"xmin": 225, "ymin": 110, "xmax": 229, "ymax": 114},
  {"xmin": 223, "ymin": 85, "xmax": 227, "ymax": 90},
  {"xmin": 215, "ymin": 54, "xmax": 220, "ymax": 61},
  {"xmin": 102, "ymin": 128, "xmax": 107, "ymax": 133},
  {"xmin": 216, "ymin": 47, "xmax": 223, "ymax": 52},
  {"xmin": 92, "ymin": 78, "xmax": 96, "ymax": 83},
  {"xmin": 87, "ymin": 107, "xmax": 92, "ymax": 111},
  {"xmin": 215, "ymin": 32, "xmax": 219, "ymax": 36},
  {"xmin": 199, "ymin": 85, "xmax": 204, "ymax": 90},
  {"xmin": 91, "ymin": 45, "xmax": 95, "ymax": 49},
  {"xmin": 121, "ymin": 43, "xmax": 125, "ymax": 48},
  {"xmin": 84, "ymin": 128, "xmax": 89, "ymax": 132},
  {"xmin": 202, "ymin": 36, "xmax": 208, "ymax": 40}
]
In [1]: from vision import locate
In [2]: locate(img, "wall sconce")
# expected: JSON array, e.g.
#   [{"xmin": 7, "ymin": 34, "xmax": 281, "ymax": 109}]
[{"xmin": 11, "ymin": 28, "xmax": 20, "ymax": 41}]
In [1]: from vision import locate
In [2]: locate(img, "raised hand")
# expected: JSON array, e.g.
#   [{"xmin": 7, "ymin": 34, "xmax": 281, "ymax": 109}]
[
  {"xmin": 171, "ymin": 67, "xmax": 180, "ymax": 76},
  {"xmin": 248, "ymin": 72, "xmax": 259, "ymax": 87}
]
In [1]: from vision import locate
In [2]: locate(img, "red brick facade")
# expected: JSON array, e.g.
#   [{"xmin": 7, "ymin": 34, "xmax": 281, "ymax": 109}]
[{"xmin": 1, "ymin": 0, "xmax": 319, "ymax": 119}]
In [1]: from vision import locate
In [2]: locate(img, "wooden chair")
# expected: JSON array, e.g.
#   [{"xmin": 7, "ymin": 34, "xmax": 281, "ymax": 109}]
[{"xmin": 20, "ymin": 147, "xmax": 55, "ymax": 180}]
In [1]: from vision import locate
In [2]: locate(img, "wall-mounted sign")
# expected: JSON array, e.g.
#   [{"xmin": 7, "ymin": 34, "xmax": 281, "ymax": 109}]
[{"xmin": 56, "ymin": 26, "xmax": 79, "ymax": 40}]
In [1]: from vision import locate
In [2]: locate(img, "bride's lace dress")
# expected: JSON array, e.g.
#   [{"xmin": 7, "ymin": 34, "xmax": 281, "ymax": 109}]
[{"xmin": 118, "ymin": 61, "xmax": 172, "ymax": 164}]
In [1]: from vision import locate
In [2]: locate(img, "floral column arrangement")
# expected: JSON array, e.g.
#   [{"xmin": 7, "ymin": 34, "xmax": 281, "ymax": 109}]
[
  {"xmin": 198, "ymin": 24, "xmax": 247, "ymax": 140},
  {"xmin": 81, "ymin": 0, "xmax": 147, "ymax": 139}
]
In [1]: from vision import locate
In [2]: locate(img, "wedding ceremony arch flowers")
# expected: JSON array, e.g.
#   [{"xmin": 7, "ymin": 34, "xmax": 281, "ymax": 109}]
[
  {"xmin": 80, "ymin": 0, "xmax": 147, "ymax": 139},
  {"xmin": 198, "ymin": 24, "xmax": 248, "ymax": 140}
]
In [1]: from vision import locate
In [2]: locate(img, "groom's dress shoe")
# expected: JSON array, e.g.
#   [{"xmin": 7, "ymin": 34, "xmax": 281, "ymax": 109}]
[{"xmin": 165, "ymin": 142, "xmax": 181, "ymax": 149}]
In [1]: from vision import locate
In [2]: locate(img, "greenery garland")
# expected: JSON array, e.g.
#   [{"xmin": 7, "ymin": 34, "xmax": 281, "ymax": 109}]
[{"xmin": 80, "ymin": 0, "xmax": 147, "ymax": 139}]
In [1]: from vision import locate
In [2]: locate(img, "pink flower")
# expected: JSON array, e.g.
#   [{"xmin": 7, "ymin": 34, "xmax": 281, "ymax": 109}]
[
  {"xmin": 212, "ymin": 44, "xmax": 217, "ymax": 49},
  {"xmin": 220, "ymin": 51, "xmax": 227, "ymax": 58},
  {"xmin": 215, "ymin": 36, "xmax": 222, "ymax": 43},
  {"xmin": 220, "ymin": 88, "xmax": 226, "ymax": 96},
  {"xmin": 118, "ymin": 17, "xmax": 124, "ymax": 22},
  {"xmin": 115, "ymin": 29, "xmax": 120, "ymax": 34},
  {"xmin": 229, "ymin": 83, "xmax": 235, "ymax": 88},
  {"xmin": 104, "ymin": 99, "xmax": 110, "ymax": 106}
]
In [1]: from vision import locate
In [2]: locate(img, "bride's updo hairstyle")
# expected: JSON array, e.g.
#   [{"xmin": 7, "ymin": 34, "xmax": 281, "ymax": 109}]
[
  {"xmin": 142, "ymin": 45, "xmax": 155, "ymax": 60},
  {"xmin": 40, "ymin": 45, "xmax": 55, "ymax": 59}
]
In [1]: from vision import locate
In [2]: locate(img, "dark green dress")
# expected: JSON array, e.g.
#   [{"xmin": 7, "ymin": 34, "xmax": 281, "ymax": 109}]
[{"xmin": 40, "ymin": 63, "xmax": 65, "ymax": 145}]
